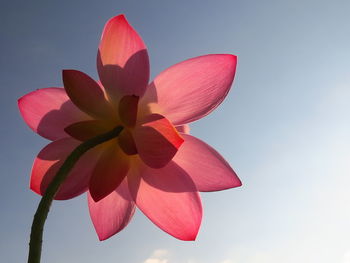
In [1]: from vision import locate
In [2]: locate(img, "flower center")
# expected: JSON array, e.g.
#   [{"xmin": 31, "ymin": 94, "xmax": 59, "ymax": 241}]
[{"xmin": 117, "ymin": 95, "xmax": 140, "ymax": 155}]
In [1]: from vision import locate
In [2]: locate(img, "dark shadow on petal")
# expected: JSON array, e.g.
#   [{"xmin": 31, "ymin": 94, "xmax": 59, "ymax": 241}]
[
  {"xmin": 141, "ymin": 161, "xmax": 197, "ymax": 193},
  {"xmin": 37, "ymin": 49, "xmax": 149, "ymax": 140},
  {"xmin": 36, "ymin": 139, "xmax": 77, "ymax": 161},
  {"xmin": 38, "ymin": 160, "xmax": 62, "ymax": 195},
  {"xmin": 37, "ymin": 98, "xmax": 91, "ymax": 140},
  {"xmin": 135, "ymin": 125, "xmax": 178, "ymax": 168},
  {"xmin": 35, "ymin": 138, "xmax": 94, "ymax": 199},
  {"xmin": 114, "ymin": 179, "xmax": 135, "ymax": 202},
  {"xmin": 97, "ymin": 49, "xmax": 149, "ymax": 102},
  {"xmin": 127, "ymin": 172, "xmax": 141, "ymax": 201},
  {"xmin": 142, "ymin": 81, "xmax": 158, "ymax": 103}
]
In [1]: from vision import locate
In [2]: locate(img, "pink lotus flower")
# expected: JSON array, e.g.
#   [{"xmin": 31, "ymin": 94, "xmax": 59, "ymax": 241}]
[{"xmin": 18, "ymin": 14, "xmax": 241, "ymax": 241}]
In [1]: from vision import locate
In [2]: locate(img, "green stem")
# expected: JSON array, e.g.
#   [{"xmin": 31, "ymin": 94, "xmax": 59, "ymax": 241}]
[{"xmin": 27, "ymin": 126, "xmax": 123, "ymax": 263}]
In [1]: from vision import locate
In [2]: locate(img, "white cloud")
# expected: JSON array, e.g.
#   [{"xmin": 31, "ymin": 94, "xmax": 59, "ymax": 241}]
[
  {"xmin": 143, "ymin": 250, "xmax": 239, "ymax": 263},
  {"xmin": 342, "ymin": 250, "xmax": 350, "ymax": 263},
  {"xmin": 143, "ymin": 249, "xmax": 170, "ymax": 263},
  {"xmin": 144, "ymin": 259, "xmax": 168, "ymax": 263}
]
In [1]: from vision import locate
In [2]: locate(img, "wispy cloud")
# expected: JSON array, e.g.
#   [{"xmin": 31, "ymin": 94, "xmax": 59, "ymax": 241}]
[{"xmin": 143, "ymin": 249, "xmax": 170, "ymax": 263}]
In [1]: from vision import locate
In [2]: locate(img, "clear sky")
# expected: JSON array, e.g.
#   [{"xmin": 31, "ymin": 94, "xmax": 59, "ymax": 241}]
[{"xmin": 1, "ymin": 0, "xmax": 350, "ymax": 262}]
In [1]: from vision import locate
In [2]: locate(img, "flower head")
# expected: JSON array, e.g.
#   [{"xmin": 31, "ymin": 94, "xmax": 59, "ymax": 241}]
[{"xmin": 18, "ymin": 14, "xmax": 241, "ymax": 241}]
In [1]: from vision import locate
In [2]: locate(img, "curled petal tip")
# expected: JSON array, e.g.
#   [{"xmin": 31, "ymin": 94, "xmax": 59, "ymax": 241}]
[
  {"xmin": 230, "ymin": 54, "xmax": 237, "ymax": 64},
  {"xmin": 177, "ymin": 229, "xmax": 200, "ymax": 241},
  {"xmin": 98, "ymin": 235, "xmax": 107, "ymax": 241},
  {"xmin": 116, "ymin": 14, "xmax": 127, "ymax": 20},
  {"xmin": 111, "ymin": 14, "xmax": 127, "ymax": 20},
  {"xmin": 62, "ymin": 69, "xmax": 74, "ymax": 76},
  {"xmin": 222, "ymin": 53, "xmax": 237, "ymax": 65},
  {"xmin": 187, "ymin": 234, "xmax": 198, "ymax": 241}
]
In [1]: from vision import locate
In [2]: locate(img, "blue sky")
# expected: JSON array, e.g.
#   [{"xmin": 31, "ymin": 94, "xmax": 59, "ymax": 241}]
[{"xmin": 1, "ymin": 0, "xmax": 350, "ymax": 262}]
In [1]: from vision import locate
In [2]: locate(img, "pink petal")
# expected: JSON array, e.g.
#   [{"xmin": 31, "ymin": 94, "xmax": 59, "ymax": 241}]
[
  {"xmin": 31, "ymin": 137, "xmax": 103, "ymax": 200},
  {"xmin": 128, "ymin": 162, "xmax": 202, "ymax": 240},
  {"xmin": 118, "ymin": 95, "xmax": 139, "ymax": 127},
  {"xmin": 18, "ymin": 88, "xmax": 91, "ymax": 141},
  {"xmin": 88, "ymin": 179, "xmax": 135, "ymax": 241},
  {"xmin": 89, "ymin": 143, "xmax": 130, "ymax": 202},
  {"xmin": 97, "ymin": 14, "xmax": 149, "ymax": 103},
  {"xmin": 176, "ymin": 124, "xmax": 190, "ymax": 134},
  {"xmin": 64, "ymin": 120, "xmax": 115, "ymax": 141},
  {"xmin": 173, "ymin": 134, "xmax": 241, "ymax": 191},
  {"xmin": 143, "ymin": 54, "xmax": 237, "ymax": 125},
  {"xmin": 118, "ymin": 129, "xmax": 138, "ymax": 155},
  {"xmin": 133, "ymin": 114, "xmax": 184, "ymax": 168},
  {"xmin": 62, "ymin": 70, "xmax": 114, "ymax": 119}
]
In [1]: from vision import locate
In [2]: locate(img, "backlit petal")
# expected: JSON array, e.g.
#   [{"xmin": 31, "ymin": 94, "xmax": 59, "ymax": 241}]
[
  {"xmin": 88, "ymin": 180, "xmax": 135, "ymax": 241},
  {"xmin": 89, "ymin": 142, "xmax": 130, "ymax": 202},
  {"xmin": 176, "ymin": 125, "xmax": 190, "ymax": 134},
  {"xmin": 62, "ymin": 70, "xmax": 114, "ymax": 119},
  {"xmin": 88, "ymin": 179, "xmax": 135, "ymax": 241},
  {"xmin": 133, "ymin": 114, "xmax": 184, "ymax": 168},
  {"xmin": 118, "ymin": 95, "xmax": 139, "ymax": 127},
  {"xmin": 18, "ymin": 88, "xmax": 90, "ymax": 140},
  {"xmin": 174, "ymin": 134, "xmax": 241, "ymax": 191},
  {"xmin": 143, "ymin": 54, "xmax": 237, "ymax": 125},
  {"xmin": 64, "ymin": 120, "xmax": 114, "ymax": 141},
  {"xmin": 97, "ymin": 14, "xmax": 149, "ymax": 102},
  {"xmin": 118, "ymin": 129, "xmax": 138, "ymax": 155},
  {"xmin": 128, "ymin": 162, "xmax": 202, "ymax": 240},
  {"xmin": 31, "ymin": 137, "xmax": 103, "ymax": 200}
]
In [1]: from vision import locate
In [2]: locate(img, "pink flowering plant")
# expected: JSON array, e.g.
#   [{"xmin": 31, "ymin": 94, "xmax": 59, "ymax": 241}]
[{"xmin": 19, "ymin": 14, "xmax": 241, "ymax": 263}]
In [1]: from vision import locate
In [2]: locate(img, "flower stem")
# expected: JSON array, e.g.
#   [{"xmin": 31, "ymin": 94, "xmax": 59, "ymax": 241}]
[{"xmin": 27, "ymin": 126, "xmax": 123, "ymax": 263}]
